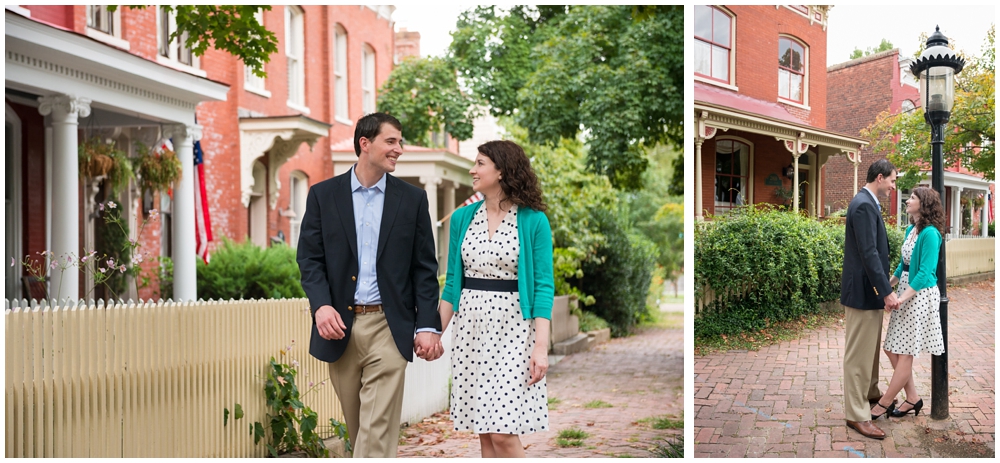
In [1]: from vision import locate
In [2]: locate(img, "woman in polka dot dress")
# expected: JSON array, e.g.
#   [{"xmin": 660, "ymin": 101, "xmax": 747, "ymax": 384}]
[
  {"xmin": 870, "ymin": 187, "xmax": 946, "ymax": 419},
  {"xmin": 437, "ymin": 140, "xmax": 554, "ymax": 457}
]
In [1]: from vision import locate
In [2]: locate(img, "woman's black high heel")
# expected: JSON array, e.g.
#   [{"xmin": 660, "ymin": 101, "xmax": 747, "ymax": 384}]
[
  {"xmin": 889, "ymin": 399, "xmax": 923, "ymax": 417},
  {"xmin": 870, "ymin": 400, "xmax": 895, "ymax": 420}
]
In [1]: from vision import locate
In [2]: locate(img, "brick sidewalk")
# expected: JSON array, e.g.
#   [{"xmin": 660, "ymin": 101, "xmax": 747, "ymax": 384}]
[
  {"xmin": 694, "ymin": 280, "xmax": 995, "ymax": 458},
  {"xmin": 398, "ymin": 321, "xmax": 683, "ymax": 457}
]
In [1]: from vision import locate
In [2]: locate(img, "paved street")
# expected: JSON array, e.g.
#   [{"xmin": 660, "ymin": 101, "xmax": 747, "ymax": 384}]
[
  {"xmin": 397, "ymin": 303, "xmax": 683, "ymax": 457},
  {"xmin": 694, "ymin": 279, "xmax": 995, "ymax": 458}
]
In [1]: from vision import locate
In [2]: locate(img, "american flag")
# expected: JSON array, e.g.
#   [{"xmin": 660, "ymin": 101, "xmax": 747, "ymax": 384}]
[
  {"xmin": 193, "ymin": 140, "xmax": 214, "ymax": 264},
  {"xmin": 461, "ymin": 191, "xmax": 485, "ymax": 207}
]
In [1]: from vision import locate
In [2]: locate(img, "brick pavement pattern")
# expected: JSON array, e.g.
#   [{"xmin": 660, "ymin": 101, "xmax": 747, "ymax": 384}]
[
  {"xmin": 397, "ymin": 322, "xmax": 683, "ymax": 457},
  {"xmin": 694, "ymin": 280, "xmax": 995, "ymax": 458}
]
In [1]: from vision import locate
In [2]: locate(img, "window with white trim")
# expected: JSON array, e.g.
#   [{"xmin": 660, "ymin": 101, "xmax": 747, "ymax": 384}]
[
  {"xmin": 694, "ymin": 5, "xmax": 734, "ymax": 85},
  {"xmin": 334, "ymin": 24, "xmax": 349, "ymax": 121},
  {"xmin": 88, "ymin": 5, "xmax": 115, "ymax": 35},
  {"xmin": 86, "ymin": 5, "xmax": 128, "ymax": 49},
  {"xmin": 244, "ymin": 9, "xmax": 267, "ymax": 94},
  {"xmin": 778, "ymin": 36, "xmax": 807, "ymax": 104},
  {"xmin": 285, "ymin": 6, "xmax": 305, "ymax": 106},
  {"xmin": 158, "ymin": 7, "xmax": 195, "ymax": 67},
  {"xmin": 362, "ymin": 44, "xmax": 376, "ymax": 114}
]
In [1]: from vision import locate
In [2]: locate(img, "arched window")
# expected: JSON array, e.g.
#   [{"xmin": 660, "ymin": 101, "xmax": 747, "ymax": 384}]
[
  {"xmin": 334, "ymin": 24, "xmax": 349, "ymax": 122},
  {"xmin": 694, "ymin": 5, "xmax": 735, "ymax": 86},
  {"xmin": 362, "ymin": 44, "xmax": 376, "ymax": 114},
  {"xmin": 778, "ymin": 36, "xmax": 807, "ymax": 104}
]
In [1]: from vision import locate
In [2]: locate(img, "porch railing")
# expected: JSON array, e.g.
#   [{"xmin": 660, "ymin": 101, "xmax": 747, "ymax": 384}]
[{"xmin": 5, "ymin": 297, "xmax": 451, "ymax": 457}]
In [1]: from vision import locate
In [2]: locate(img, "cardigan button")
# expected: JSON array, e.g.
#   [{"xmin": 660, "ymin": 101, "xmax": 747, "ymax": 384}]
[{"xmin": 351, "ymin": 275, "xmax": 357, "ymax": 281}]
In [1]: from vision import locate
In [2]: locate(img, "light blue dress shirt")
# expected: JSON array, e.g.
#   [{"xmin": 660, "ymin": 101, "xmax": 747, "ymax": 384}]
[
  {"xmin": 350, "ymin": 165, "xmax": 385, "ymax": 305},
  {"xmin": 863, "ymin": 186, "xmax": 881, "ymax": 212}
]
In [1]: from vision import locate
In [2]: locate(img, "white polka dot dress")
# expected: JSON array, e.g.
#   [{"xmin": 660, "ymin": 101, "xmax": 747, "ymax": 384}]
[
  {"xmin": 451, "ymin": 204, "xmax": 549, "ymax": 435},
  {"xmin": 883, "ymin": 229, "xmax": 945, "ymax": 356}
]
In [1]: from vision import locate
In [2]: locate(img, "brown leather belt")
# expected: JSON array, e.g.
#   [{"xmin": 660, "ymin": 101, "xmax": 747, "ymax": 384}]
[{"xmin": 350, "ymin": 304, "xmax": 383, "ymax": 314}]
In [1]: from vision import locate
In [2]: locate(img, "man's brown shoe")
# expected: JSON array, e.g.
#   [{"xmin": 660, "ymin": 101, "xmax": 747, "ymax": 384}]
[{"xmin": 846, "ymin": 420, "xmax": 886, "ymax": 440}]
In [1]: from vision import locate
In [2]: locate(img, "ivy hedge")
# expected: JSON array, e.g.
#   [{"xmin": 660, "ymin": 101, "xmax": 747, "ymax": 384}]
[{"xmin": 694, "ymin": 207, "xmax": 903, "ymax": 339}]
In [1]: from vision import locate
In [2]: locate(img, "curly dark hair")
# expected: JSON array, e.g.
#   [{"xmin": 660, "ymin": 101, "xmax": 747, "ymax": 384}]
[
  {"xmin": 910, "ymin": 187, "xmax": 946, "ymax": 235},
  {"xmin": 477, "ymin": 140, "xmax": 547, "ymax": 212}
]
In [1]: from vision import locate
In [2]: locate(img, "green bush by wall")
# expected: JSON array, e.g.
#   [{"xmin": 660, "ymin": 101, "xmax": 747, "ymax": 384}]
[
  {"xmin": 197, "ymin": 238, "xmax": 306, "ymax": 300},
  {"xmin": 694, "ymin": 207, "xmax": 903, "ymax": 339},
  {"xmin": 579, "ymin": 208, "xmax": 658, "ymax": 337}
]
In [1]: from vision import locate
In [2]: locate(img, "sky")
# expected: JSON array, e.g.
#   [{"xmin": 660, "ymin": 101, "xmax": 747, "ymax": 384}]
[
  {"xmin": 826, "ymin": 5, "xmax": 995, "ymax": 66},
  {"xmin": 392, "ymin": 4, "xmax": 996, "ymax": 65},
  {"xmin": 391, "ymin": 3, "xmax": 479, "ymax": 58}
]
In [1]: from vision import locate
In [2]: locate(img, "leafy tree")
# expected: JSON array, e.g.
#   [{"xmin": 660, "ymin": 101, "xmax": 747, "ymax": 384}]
[
  {"xmin": 849, "ymin": 38, "xmax": 894, "ymax": 60},
  {"xmin": 861, "ymin": 26, "xmax": 994, "ymax": 190},
  {"xmin": 111, "ymin": 6, "xmax": 278, "ymax": 77},
  {"xmin": 625, "ymin": 143, "xmax": 684, "ymax": 283},
  {"xmin": 376, "ymin": 57, "xmax": 477, "ymax": 147},
  {"xmin": 450, "ymin": 5, "xmax": 684, "ymax": 190}
]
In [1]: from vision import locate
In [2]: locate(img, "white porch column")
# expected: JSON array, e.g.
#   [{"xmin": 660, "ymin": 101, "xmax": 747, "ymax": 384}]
[
  {"xmin": 420, "ymin": 176, "xmax": 442, "ymax": 251},
  {"xmin": 440, "ymin": 182, "xmax": 457, "ymax": 274},
  {"xmin": 982, "ymin": 192, "xmax": 989, "ymax": 236},
  {"xmin": 694, "ymin": 138, "xmax": 704, "ymax": 220},
  {"xmin": 165, "ymin": 123, "xmax": 202, "ymax": 301},
  {"xmin": 38, "ymin": 94, "xmax": 91, "ymax": 301},
  {"xmin": 952, "ymin": 187, "xmax": 963, "ymax": 236}
]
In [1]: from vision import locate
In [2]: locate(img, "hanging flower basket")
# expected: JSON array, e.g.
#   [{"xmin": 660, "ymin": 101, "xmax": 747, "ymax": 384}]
[
  {"xmin": 79, "ymin": 136, "xmax": 134, "ymax": 194},
  {"xmin": 133, "ymin": 140, "xmax": 182, "ymax": 194}
]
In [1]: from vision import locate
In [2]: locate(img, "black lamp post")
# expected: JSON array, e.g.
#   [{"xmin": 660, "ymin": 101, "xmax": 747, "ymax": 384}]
[{"xmin": 909, "ymin": 25, "xmax": 965, "ymax": 420}]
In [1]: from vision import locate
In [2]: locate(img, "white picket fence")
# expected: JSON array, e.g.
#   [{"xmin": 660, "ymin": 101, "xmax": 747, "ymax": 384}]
[{"xmin": 4, "ymin": 298, "xmax": 451, "ymax": 457}]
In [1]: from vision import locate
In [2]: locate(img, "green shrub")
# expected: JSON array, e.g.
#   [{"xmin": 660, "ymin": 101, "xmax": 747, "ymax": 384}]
[
  {"xmin": 579, "ymin": 208, "xmax": 657, "ymax": 337},
  {"xmin": 197, "ymin": 238, "xmax": 305, "ymax": 300},
  {"xmin": 989, "ymin": 221, "xmax": 995, "ymax": 237},
  {"xmin": 695, "ymin": 207, "xmax": 829, "ymax": 338},
  {"xmin": 574, "ymin": 307, "xmax": 609, "ymax": 333},
  {"xmin": 695, "ymin": 207, "xmax": 906, "ymax": 339}
]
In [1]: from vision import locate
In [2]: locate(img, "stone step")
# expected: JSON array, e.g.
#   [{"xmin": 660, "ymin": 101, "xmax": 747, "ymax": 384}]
[{"xmin": 552, "ymin": 333, "xmax": 590, "ymax": 356}]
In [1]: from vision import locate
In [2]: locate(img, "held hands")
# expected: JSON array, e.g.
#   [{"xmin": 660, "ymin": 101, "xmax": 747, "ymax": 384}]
[
  {"xmin": 528, "ymin": 345, "xmax": 548, "ymax": 386},
  {"xmin": 414, "ymin": 332, "xmax": 444, "ymax": 361},
  {"xmin": 315, "ymin": 305, "xmax": 347, "ymax": 340},
  {"xmin": 883, "ymin": 292, "xmax": 901, "ymax": 312}
]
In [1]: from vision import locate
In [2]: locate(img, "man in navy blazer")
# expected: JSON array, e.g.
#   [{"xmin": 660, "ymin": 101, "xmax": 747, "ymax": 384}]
[
  {"xmin": 841, "ymin": 158, "xmax": 900, "ymax": 440},
  {"xmin": 297, "ymin": 112, "xmax": 442, "ymax": 457}
]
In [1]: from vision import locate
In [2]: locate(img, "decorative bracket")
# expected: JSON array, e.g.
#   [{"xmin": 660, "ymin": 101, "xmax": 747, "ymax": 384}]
[{"xmin": 239, "ymin": 116, "xmax": 332, "ymax": 208}]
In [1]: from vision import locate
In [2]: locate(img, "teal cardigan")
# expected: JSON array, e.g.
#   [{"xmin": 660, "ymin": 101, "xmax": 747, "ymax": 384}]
[
  {"xmin": 893, "ymin": 224, "xmax": 942, "ymax": 292},
  {"xmin": 441, "ymin": 201, "xmax": 555, "ymax": 320}
]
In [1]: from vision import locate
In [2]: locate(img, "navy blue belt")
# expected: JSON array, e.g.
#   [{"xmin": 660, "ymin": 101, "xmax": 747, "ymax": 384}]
[
  {"xmin": 901, "ymin": 263, "xmax": 909, "ymax": 272},
  {"xmin": 463, "ymin": 277, "xmax": 518, "ymax": 292}
]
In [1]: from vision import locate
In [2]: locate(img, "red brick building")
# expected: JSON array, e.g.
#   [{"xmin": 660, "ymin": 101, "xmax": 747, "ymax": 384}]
[
  {"xmin": 4, "ymin": 5, "xmax": 411, "ymax": 301},
  {"xmin": 693, "ymin": 5, "xmax": 867, "ymax": 220},
  {"xmin": 826, "ymin": 48, "xmax": 993, "ymax": 235}
]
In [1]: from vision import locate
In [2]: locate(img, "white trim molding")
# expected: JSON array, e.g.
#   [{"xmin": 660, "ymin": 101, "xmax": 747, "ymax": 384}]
[{"xmin": 239, "ymin": 115, "xmax": 331, "ymax": 208}]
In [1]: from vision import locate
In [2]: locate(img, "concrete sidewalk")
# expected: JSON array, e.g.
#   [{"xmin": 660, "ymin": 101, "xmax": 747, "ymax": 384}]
[
  {"xmin": 397, "ymin": 316, "xmax": 683, "ymax": 457},
  {"xmin": 694, "ymin": 279, "xmax": 995, "ymax": 458}
]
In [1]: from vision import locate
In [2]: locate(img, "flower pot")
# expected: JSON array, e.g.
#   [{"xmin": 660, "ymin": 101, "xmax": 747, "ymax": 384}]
[{"xmin": 84, "ymin": 154, "xmax": 114, "ymax": 177}]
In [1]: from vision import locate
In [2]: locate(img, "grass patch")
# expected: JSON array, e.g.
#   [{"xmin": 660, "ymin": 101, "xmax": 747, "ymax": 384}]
[
  {"xmin": 575, "ymin": 308, "xmax": 610, "ymax": 333},
  {"xmin": 584, "ymin": 400, "xmax": 613, "ymax": 409},
  {"xmin": 556, "ymin": 438, "xmax": 584, "ymax": 448},
  {"xmin": 652, "ymin": 436, "xmax": 684, "ymax": 458},
  {"xmin": 558, "ymin": 429, "xmax": 589, "ymax": 440},
  {"xmin": 694, "ymin": 311, "xmax": 842, "ymax": 355},
  {"xmin": 548, "ymin": 397, "xmax": 561, "ymax": 405},
  {"xmin": 639, "ymin": 414, "xmax": 683, "ymax": 430}
]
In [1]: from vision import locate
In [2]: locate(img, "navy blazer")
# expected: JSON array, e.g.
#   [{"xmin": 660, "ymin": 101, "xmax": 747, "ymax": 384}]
[
  {"xmin": 296, "ymin": 170, "xmax": 441, "ymax": 363},
  {"xmin": 840, "ymin": 189, "xmax": 893, "ymax": 310}
]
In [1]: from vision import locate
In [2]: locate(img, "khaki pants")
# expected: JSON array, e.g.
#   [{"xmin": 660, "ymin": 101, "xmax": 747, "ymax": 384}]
[
  {"xmin": 328, "ymin": 312, "xmax": 407, "ymax": 458},
  {"xmin": 843, "ymin": 306, "xmax": 885, "ymax": 422}
]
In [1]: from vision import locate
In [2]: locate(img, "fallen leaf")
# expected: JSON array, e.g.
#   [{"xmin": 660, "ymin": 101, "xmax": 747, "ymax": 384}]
[
  {"xmin": 824, "ymin": 407, "xmax": 832, "ymax": 413},
  {"xmin": 925, "ymin": 427, "xmax": 932, "ymax": 434},
  {"xmin": 935, "ymin": 438, "xmax": 944, "ymax": 443},
  {"xmin": 587, "ymin": 422, "xmax": 595, "ymax": 426}
]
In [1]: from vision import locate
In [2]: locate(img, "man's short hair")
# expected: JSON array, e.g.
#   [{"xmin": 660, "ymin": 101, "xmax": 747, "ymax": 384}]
[
  {"xmin": 354, "ymin": 113, "xmax": 402, "ymax": 157},
  {"xmin": 866, "ymin": 158, "xmax": 897, "ymax": 183}
]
